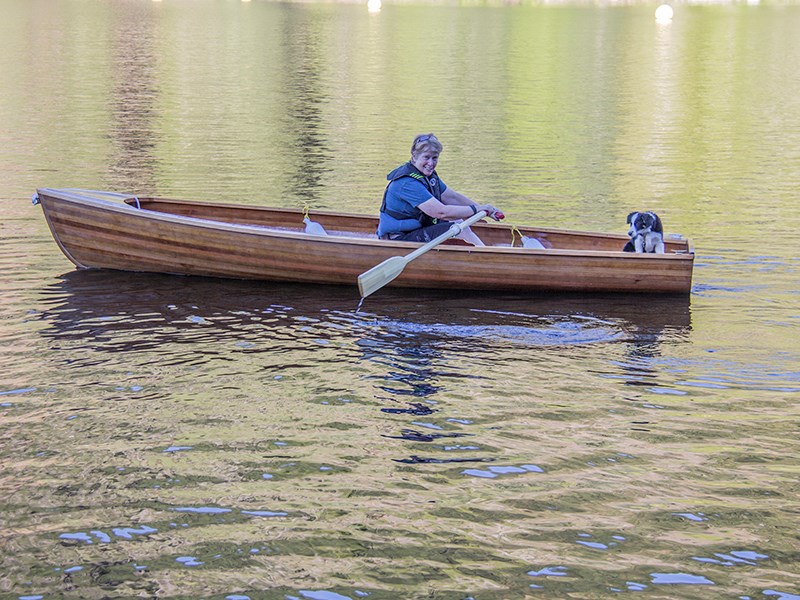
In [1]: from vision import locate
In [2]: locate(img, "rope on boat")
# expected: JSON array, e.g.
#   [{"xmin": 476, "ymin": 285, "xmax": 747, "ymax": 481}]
[
  {"xmin": 510, "ymin": 224, "xmax": 547, "ymax": 249},
  {"xmin": 302, "ymin": 204, "xmax": 330, "ymax": 236},
  {"xmin": 510, "ymin": 225, "xmax": 523, "ymax": 247}
]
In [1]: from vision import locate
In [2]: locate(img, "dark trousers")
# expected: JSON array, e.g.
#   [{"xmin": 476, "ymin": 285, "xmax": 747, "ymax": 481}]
[{"xmin": 384, "ymin": 221, "xmax": 453, "ymax": 243}]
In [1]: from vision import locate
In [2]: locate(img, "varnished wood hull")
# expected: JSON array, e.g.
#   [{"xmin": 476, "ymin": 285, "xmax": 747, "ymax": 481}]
[{"xmin": 35, "ymin": 188, "xmax": 694, "ymax": 294}]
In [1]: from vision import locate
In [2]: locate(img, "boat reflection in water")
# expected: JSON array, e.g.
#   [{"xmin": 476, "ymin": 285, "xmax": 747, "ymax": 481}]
[
  {"xmin": 37, "ymin": 269, "xmax": 691, "ymax": 357},
  {"xmin": 36, "ymin": 270, "xmax": 691, "ymax": 456}
]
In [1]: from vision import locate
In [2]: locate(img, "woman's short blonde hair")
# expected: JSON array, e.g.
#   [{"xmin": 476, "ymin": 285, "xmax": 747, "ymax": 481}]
[{"xmin": 411, "ymin": 133, "xmax": 443, "ymax": 156}]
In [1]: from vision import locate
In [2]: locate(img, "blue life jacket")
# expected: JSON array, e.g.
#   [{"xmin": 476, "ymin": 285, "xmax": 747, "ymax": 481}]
[{"xmin": 380, "ymin": 162, "xmax": 444, "ymax": 228}]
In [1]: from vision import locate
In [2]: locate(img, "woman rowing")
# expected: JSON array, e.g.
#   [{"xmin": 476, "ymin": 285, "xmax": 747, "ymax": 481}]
[{"xmin": 377, "ymin": 133, "xmax": 504, "ymax": 243}]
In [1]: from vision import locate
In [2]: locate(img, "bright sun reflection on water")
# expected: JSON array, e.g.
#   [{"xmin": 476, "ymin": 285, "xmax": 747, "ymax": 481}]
[{"xmin": 655, "ymin": 4, "xmax": 674, "ymax": 22}]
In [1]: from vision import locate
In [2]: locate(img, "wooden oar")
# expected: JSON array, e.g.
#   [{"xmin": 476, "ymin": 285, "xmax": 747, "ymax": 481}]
[{"xmin": 358, "ymin": 211, "xmax": 488, "ymax": 298}]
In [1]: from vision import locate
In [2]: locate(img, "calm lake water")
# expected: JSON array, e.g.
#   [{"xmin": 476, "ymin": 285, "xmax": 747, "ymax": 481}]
[{"xmin": 1, "ymin": 1, "xmax": 799, "ymax": 599}]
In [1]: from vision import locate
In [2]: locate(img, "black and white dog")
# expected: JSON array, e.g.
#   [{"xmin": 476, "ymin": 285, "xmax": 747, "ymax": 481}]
[{"xmin": 623, "ymin": 211, "xmax": 665, "ymax": 253}]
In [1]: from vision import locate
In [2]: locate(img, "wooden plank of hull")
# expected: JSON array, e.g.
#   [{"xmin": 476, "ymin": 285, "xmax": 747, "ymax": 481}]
[
  {"xmin": 37, "ymin": 189, "xmax": 694, "ymax": 294},
  {"xmin": 43, "ymin": 198, "xmax": 363, "ymax": 283},
  {"xmin": 384, "ymin": 249, "xmax": 692, "ymax": 293}
]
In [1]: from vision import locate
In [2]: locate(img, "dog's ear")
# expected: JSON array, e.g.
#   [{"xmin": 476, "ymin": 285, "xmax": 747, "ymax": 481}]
[
  {"xmin": 649, "ymin": 212, "xmax": 663, "ymax": 233},
  {"xmin": 626, "ymin": 211, "xmax": 637, "ymax": 224}
]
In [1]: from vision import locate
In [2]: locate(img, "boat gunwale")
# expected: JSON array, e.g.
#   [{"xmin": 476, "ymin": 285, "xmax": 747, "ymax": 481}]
[{"xmin": 36, "ymin": 187, "xmax": 694, "ymax": 261}]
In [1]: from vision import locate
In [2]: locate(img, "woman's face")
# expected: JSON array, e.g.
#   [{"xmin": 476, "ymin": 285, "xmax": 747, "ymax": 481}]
[{"xmin": 411, "ymin": 150, "xmax": 439, "ymax": 177}]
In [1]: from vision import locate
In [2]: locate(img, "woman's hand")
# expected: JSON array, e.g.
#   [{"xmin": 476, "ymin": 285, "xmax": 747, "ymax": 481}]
[{"xmin": 478, "ymin": 204, "xmax": 504, "ymax": 221}]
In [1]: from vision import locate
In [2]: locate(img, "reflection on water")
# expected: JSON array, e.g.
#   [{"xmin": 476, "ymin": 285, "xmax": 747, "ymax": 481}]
[
  {"xmin": 108, "ymin": 3, "xmax": 160, "ymax": 193},
  {"xmin": 34, "ymin": 270, "xmax": 691, "ymax": 367},
  {"xmin": 0, "ymin": 269, "xmax": 793, "ymax": 598},
  {"xmin": 280, "ymin": 6, "xmax": 333, "ymax": 204}
]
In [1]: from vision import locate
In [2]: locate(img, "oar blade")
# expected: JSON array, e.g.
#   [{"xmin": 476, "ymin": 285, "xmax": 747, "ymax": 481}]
[{"xmin": 358, "ymin": 255, "xmax": 408, "ymax": 298}]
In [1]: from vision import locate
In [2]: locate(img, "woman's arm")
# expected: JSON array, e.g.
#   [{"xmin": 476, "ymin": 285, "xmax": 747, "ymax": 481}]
[
  {"xmin": 441, "ymin": 188, "xmax": 475, "ymax": 206},
  {"xmin": 417, "ymin": 189, "xmax": 502, "ymax": 220}
]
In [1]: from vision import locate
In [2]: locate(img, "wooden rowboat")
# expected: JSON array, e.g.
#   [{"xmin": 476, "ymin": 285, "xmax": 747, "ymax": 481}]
[{"xmin": 34, "ymin": 188, "xmax": 694, "ymax": 294}]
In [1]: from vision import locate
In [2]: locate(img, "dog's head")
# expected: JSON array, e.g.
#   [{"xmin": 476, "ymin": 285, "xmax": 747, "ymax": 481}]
[{"xmin": 626, "ymin": 211, "xmax": 663, "ymax": 237}]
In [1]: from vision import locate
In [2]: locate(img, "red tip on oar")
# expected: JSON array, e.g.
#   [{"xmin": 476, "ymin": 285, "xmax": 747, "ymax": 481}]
[{"xmin": 495, "ymin": 211, "xmax": 505, "ymax": 220}]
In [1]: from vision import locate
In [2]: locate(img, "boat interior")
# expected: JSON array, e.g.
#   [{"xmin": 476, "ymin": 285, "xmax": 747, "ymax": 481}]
[{"xmin": 124, "ymin": 196, "xmax": 691, "ymax": 254}]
